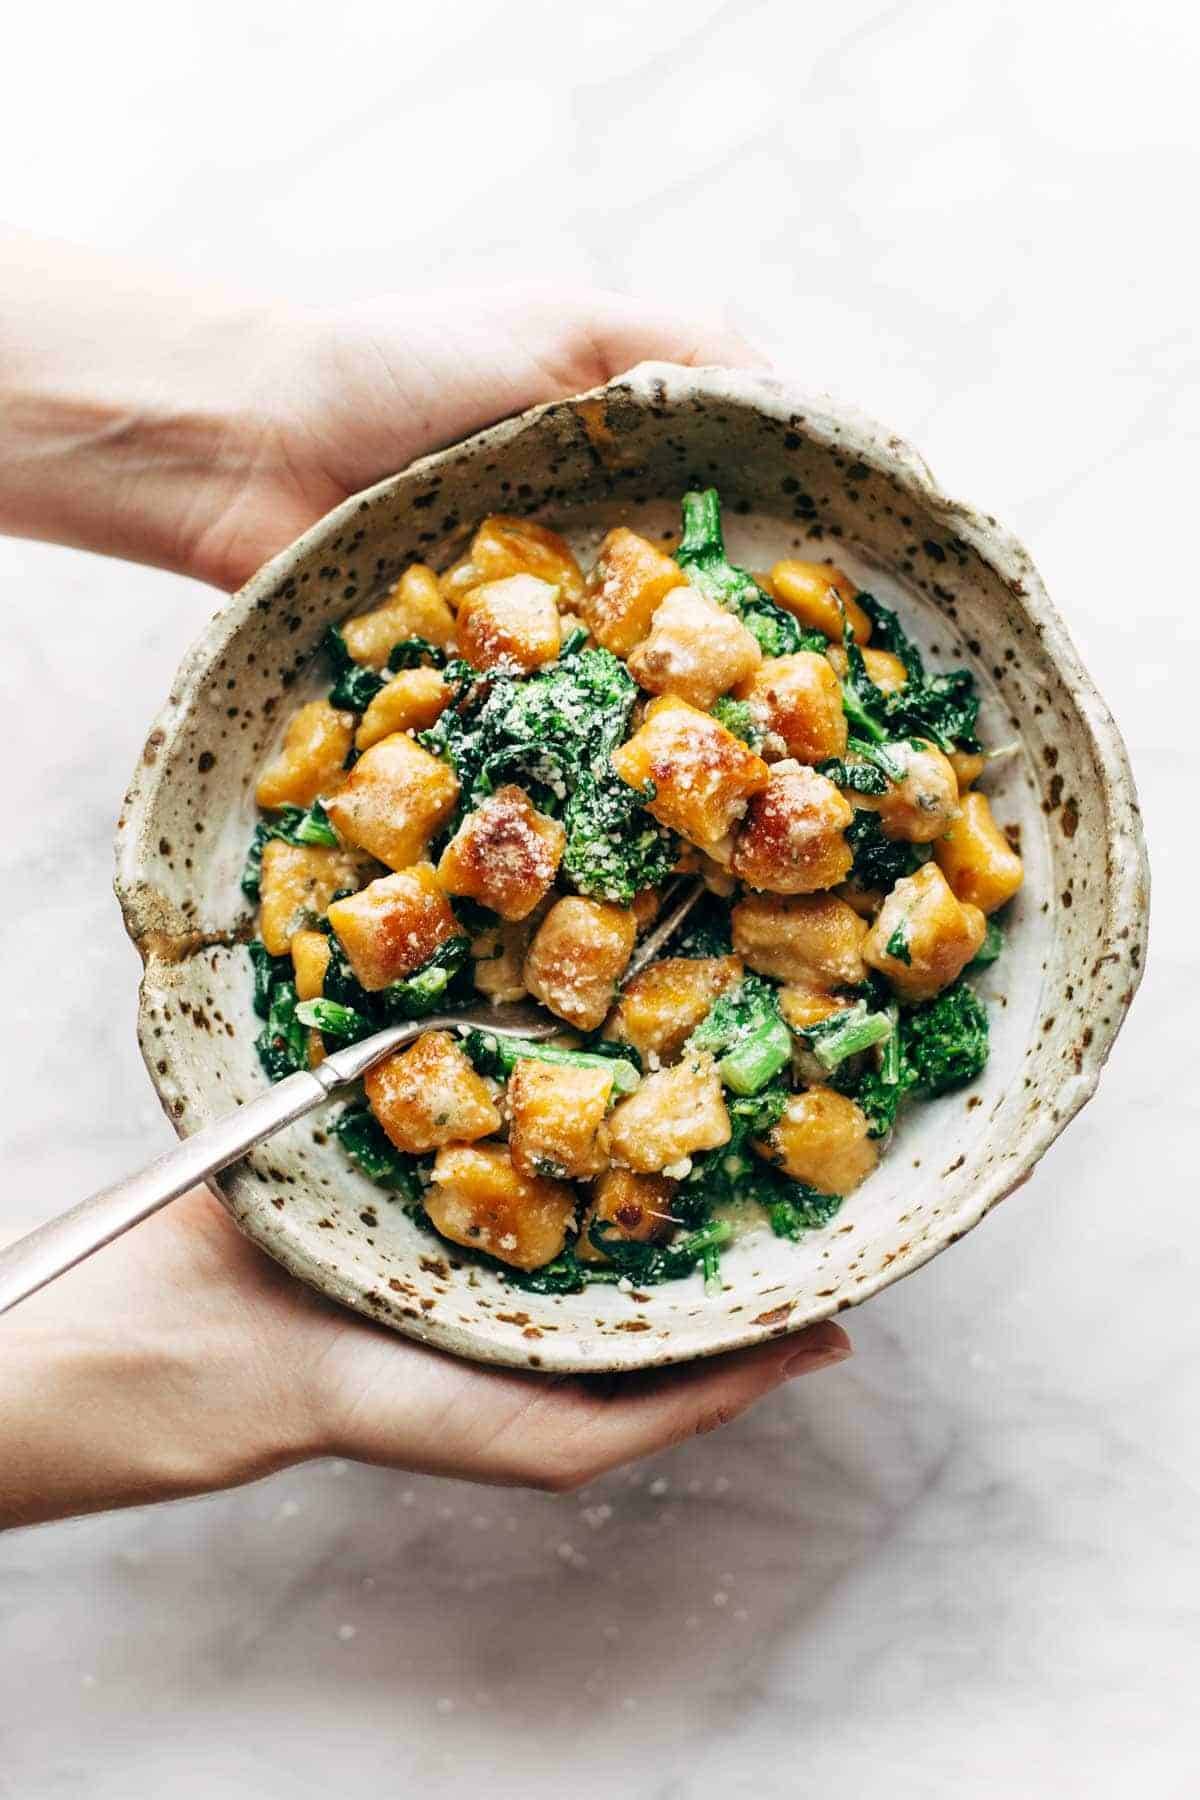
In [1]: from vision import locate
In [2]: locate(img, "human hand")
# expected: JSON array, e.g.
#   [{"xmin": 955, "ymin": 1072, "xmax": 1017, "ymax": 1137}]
[
  {"xmin": 1, "ymin": 1186, "xmax": 850, "ymax": 1529},
  {"xmin": 0, "ymin": 234, "xmax": 762, "ymax": 592}
]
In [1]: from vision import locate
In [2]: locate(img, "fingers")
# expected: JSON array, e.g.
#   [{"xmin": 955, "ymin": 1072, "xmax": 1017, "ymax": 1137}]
[{"xmin": 316, "ymin": 1319, "xmax": 850, "ymax": 1493}]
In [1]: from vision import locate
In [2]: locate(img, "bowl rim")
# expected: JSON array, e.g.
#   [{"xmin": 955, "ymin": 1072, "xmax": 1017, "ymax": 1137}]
[{"xmin": 115, "ymin": 363, "xmax": 1150, "ymax": 1371}]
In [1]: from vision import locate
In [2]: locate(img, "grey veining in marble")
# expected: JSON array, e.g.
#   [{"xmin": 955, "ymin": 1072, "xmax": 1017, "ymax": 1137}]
[{"xmin": 0, "ymin": 1, "xmax": 1192, "ymax": 1794}]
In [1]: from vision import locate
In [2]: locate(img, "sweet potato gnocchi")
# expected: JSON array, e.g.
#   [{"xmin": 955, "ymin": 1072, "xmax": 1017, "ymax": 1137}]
[{"xmin": 245, "ymin": 489, "xmax": 1021, "ymax": 1294}]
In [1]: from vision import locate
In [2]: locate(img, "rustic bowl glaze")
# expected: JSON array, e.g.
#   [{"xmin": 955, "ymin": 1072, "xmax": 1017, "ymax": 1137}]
[{"xmin": 115, "ymin": 367, "xmax": 1148, "ymax": 1372}]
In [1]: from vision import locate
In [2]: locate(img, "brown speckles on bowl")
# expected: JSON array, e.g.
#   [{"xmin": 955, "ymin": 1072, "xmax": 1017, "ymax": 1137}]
[{"xmin": 113, "ymin": 366, "xmax": 1148, "ymax": 1374}]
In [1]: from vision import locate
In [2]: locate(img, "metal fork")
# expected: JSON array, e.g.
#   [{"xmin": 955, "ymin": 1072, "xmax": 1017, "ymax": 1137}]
[{"xmin": 0, "ymin": 880, "xmax": 705, "ymax": 1315}]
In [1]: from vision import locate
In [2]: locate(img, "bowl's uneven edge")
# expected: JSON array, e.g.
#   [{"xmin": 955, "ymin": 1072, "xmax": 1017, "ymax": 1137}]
[{"xmin": 116, "ymin": 365, "xmax": 1149, "ymax": 1372}]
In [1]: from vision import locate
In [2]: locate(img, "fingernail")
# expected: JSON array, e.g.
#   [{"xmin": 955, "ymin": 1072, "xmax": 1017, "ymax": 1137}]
[{"xmin": 782, "ymin": 1327, "xmax": 852, "ymax": 1378}]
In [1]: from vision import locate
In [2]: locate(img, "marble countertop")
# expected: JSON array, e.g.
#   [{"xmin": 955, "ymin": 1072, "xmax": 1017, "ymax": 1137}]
[{"xmin": 0, "ymin": 1, "xmax": 1191, "ymax": 1793}]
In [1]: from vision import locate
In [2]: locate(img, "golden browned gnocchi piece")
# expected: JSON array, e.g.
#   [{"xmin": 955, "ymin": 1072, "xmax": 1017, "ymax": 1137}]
[
  {"xmin": 258, "ymin": 840, "xmax": 371, "ymax": 956},
  {"xmin": 754, "ymin": 1089, "xmax": 878, "ymax": 1194},
  {"xmin": 731, "ymin": 890, "xmax": 868, "ymax": 987},
  {"xmin": 731, "ymin": 762, "xmax": 854, "ymax": 893},
  {"xmin": 425, "ymin": 1141, "xmax": 577, "ymax": 1272},
  {"xmin": 437, "ymin": 785, "xmax": 565, "ymax": 921},
  {"xmin": 576, "ymin": 1168, "xmax": 677, "ymax": 1262},
  {"xmin": 580, "ymin": 527, "xmax": 688, "ymax": 657},
  {"xmin": 254, "ymin": 699, "xmax": 355, "ymax": 811},
  {"xmin": 626, "ymin": 585, "xmax": 761, "ymax": 710},
  {"xmin": 767, "ymin": 560, "xmax": 872, "ymax": 644},
  {"xmin": 933, "ymin": 790, "xmax": 1023, "ymax": 914},
  {"xmin": 325, "ymin": 731, "xmax": 459, "ymax": 870},
  {"xmin": 364, "ymin": 1031, "xmax": 501, "ymax": 1155},
  {"xmin": 523, "ymin": 897, "xmax": 638, "ymax": 1031},
  {"xmin": 456, "ymin": 573, "xmax": 562, "ymax": 674},
  {"xmin": 852, "ymin": 739, "xmax": 959, "ymax": 844},
  {"xmin": 862, "ymin": 862, "xmax": 987, "ymax": 1001},
  {"xmin": 327, "ymin": 864, "xmax": 460, "ymax": 991},
  {"xmin": 611, "ymin": 695, "xmax": 769, "ymax": 851},
  {"xmin": 603, "ymin": 954, "xmax": 744, "ymax": 1064},
  {"xmin": 734, "ymin": 651, "xmax": 848, "ymax": 763},
  {"xmin": 825, "ymin": 642, "xmax": 908, "ymax": 695},
  {"xmin": 341, "ymin": 565, "xmax": 457, "ymax": 669},
  {"xmin": 947, "ymin": 748, "xmax": 987, "ymax": 792},
  {"xmin": 440, "ymin": 515, "xmax": 584, "ymax": 608},
  {"xmin": 290, "ymin": 928, "xmax": 331, "ymax": 1000},
  {"xmin": 355, "ymin": 667, "xmax": 450, "ymax": 751},
  {"xmin": 602, "ymin": 1054, "xmax": 731, "ymax": 1174},
  {"xmin": 507, "ymin": 1058, "xmax": 615, "ymax": 1181}
]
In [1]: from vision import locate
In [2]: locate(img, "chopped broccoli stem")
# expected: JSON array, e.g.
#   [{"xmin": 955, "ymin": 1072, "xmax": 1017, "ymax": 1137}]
[
  {"xmin": 461, "ymin": 1030, "xmax": 641, "ymax": 1096},
  {"xmin": 295, "ymin": 997, "xmax": 373, "ymax": 1039},
  {"xmin": 717, "ymin": 1015, "xmax": 793, "ymax": 1095},
  {"xmin": 795, "ymin": 1000, "xmax": 894, "ymax": 1073}
]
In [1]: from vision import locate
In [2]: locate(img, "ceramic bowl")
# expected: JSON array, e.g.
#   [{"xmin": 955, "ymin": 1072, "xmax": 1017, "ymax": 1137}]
[{"xmin": 115, "ymin": 366, "xmax": 1148, "ymax": 1373}]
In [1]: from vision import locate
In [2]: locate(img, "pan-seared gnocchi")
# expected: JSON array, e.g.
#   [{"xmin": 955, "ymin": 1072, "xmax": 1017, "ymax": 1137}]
[{"xmin": 245, "ymin": 489, "xmax": 1020, "ymax": 1293}]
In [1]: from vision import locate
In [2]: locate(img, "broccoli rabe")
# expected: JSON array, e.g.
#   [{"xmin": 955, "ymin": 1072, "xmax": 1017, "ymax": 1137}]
[
  {"xmin": 241, "ymin": 800, "xmax": 339, "ymax": 900},
  {"xmin": 675, "ymin": 1084, "xmax": 842, "ymax": 1242},
  {"xmin": 323, "ymin": 624, "xmax": 387, "ymax": 713},
  {"xmin": 792, "ymin": 999, "xmax": 894, "ymax": 1073},
  {"xmin": 968, "ymin": 917, "xmax": 1005, "ymax": 968},
  {"xmin": 385, "ymin": 636, "xmax": 447, "ymax": 671},
  {"xmin": 674, "ymin": 489, "xmax": 821, "ymax": 658},
  {"xmin": 710, "ymin": 695, "xmax": 763, "ymax": 749},
  {"xmin": 687, "ymin": 973, "xmax": 793, "ymax": 1095},
  {"xmin": 843, "ymin": 809, "xmax": 929, "ymax": 891},
  {"xmin": 843, "ymin": 980, "xmax": 989, "ymax": 1137},
  {"xmin": 767, "ymin": 1185, "xmax": 844, "ymax": 1240},
  {"xmin": 461, "ymin": 1029, "xmax": 641, "ymax": 1096},
  {"xmin": 420, "ymin": 642, "xmax": 676, "ymax": 904},
  {"xmin": 835, "ymin": 618, "xmax": 981, "ymax": 755},
  {"xmin": 247, "ymin": 942, "xmax": 308, "ymax": 1080},
  {"xmin": 587, "ymin": 1216, "xmax": 733, "ymax": 1292},
  {"xmin": 334, "ymin": 1102, "xmax": 425, "ymax": 1198}
]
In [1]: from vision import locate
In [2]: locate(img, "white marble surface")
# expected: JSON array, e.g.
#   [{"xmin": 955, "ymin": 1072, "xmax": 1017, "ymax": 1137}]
[{"xmin": 0, "ymin": 1, "xmax": 1191, "ymax": 1792}]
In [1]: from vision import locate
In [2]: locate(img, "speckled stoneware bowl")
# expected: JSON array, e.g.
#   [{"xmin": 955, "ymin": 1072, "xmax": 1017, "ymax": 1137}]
[{"xmin": 115, "ymin": 366, "xmax": 1148, "ymax": 1372}]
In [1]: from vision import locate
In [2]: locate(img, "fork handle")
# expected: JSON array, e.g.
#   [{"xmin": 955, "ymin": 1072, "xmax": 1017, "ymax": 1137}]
[{"xmin": 0, "ymin": 1065, "xmax": 337, "ymax": 1316}]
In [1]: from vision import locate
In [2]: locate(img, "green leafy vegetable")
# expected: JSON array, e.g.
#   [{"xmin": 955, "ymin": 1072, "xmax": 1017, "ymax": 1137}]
[
  {"xmin": 903, "ymin": 980, "xmax": 989, "ymax": 1095},
  {"xmin": 587, "ymin": 1216, "xmax": 733, "ymax": 1286},
  {"xmin": 258, "ymin": 979, "xmax": 307, "ymax": 1080},
  {"xmin": 687, "ymin": 974, "xmax": 792, "ymax": 1094},
  {"xmin": 792, "ymin": 999, "xmax": 894, "ymax": 1073},
  {"xmin": 968, "ymin": 917, "xmax": 1005, "ymax": 968},
  {"xmin": 843, "ymin": 981, "xmax": 989, "ymax": 1137},
  {"xmin": 710, "ymin": 695, "xmax": 763, "ymax": 749},
  {"xmin": 248, "ymin": 940, "xmax": 288, "ymax": 1019},
  {"xmin": 241, "ymin": 801, "xmax": 339, "ymax": 900},
  {"xmin": 247, "ymin": 940, "xmax": 308, "ymax": 1079},
  {"xmin": 462, "ymin": 1029, "xmax": 641, "ymax": 1096},
  {"xmin": 420, "ymin": 644, "xmax": 676, "ymax": 903},
  {"xmin": 767, "ymin": 1185, "xmax": 844, "ymax": 1239},
  {"xmin": 675, "ymin": 1085, "xmax": 789, "ymax": 1220},
  {"xmin": 295, "ymin": 997, "xmax": 373, "ymax": 1039},
  {"xmin": 334, "ymin": 1103, "xmax": 424, "ymax": 1197},
  {"xmin": 674, "ymin": 489, "xmax": 817, "ymax": 657},
  {"xmin": 386, "ymin": 636, "xmax": 447, "ymax": 672},
  {"xmin": 844, "ymin": 810, "xmax": 929, "ymax": 891},
  {"xmin": 857, "ymin": 594, "xmax": 924, "ymax": 679},
  {"xmin": 834, "ymin": 606, "xmax": 981, "ymax": 754},
  {"xmin": 323, "ymin": 625, "xmax": 386, "ymax": 713},
  {"xmin": 885, "ymin": 924, "xmax": 912, "ymax": 965}
]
